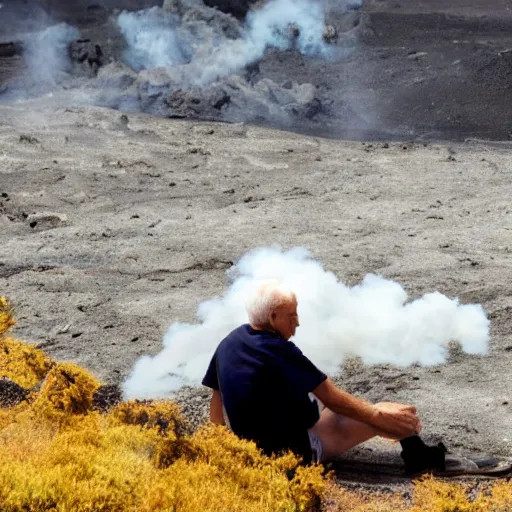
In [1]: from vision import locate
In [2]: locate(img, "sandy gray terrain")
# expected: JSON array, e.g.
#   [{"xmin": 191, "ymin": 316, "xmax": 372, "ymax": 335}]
[{"xmin": 1, "ymin": 100, "xmax": 511, "ymax": 486}]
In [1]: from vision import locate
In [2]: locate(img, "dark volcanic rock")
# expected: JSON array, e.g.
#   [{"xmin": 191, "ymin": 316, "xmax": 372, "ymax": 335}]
[
  {"xmin": 173, "ymin": 386, "xmax": 211, "ymax": 431},
  {"xmin": 93, "ymin": 383, "xmax": 123, "ymax": 412},
  {"xmin": 97, "ymin": 61, "xmax": 137, "ymax": 89},
  {"xmin": 201, "ymin": 0, "xmax": 258, "ymax": 20},
  {"xmin": 70, "ymin": 39, "xmax": 104, "ymax": 76},
  {"xmin": 165, "ymin": 89, "xmax": 204, "ymax": 117},
  {"xmin": 0, "ymin": 378, "xmax": 29, "ymax": 407},
  {"xmin": 4, "ymin": 0, "xmax": 512, "ymax": 140},
  {"xmin": 165, "ymin": 87, "xmax": 232, "ymax": 118},
  {"xmin": 0, "ymin": 42, "xmax": 23, "ymax": 58}
]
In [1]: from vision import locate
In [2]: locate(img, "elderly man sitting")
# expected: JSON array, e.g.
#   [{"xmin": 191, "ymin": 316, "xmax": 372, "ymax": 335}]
[{"xmin": 202, "ymin": 281, "xmax": 502, "ymax": 474}]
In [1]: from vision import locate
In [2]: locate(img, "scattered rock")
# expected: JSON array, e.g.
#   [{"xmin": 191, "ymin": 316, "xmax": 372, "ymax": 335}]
[
  {"xmin": 93, "ymin": 384, "xmax": 122, "ymax": 412},
  {"xmin": 295, "ymin": 83, "xmax": 317, "ymax": 106},
  {"xmin": 97, "ymin": 62, "xmax": 137, "ymax": 89},
  {"xmin": 209, "ymin": 89, "xmax": 231, "ymax": 110},
  {"xmin": 284, "ymin": 82, "xmax": 322, "ymax": 119},
  {"xmin": 323, "ymin": 24, "xmax": 338, "ymax": 42},
  {"xmin": 162, "ymin": 0, "xmax": 183, "ymax": 14},
  {"xmin": 70, "ymin": 39, "xmax": 104, "ymax": 76},
  {"xmin": 56, "ymin": 323, "xmax": 71, "ymax": 334},
  {"xmin": 165, "ymin": 89, "xmax": 202, "ymax": 117},
  {"xmin": 0, "ymin": 41, "xmax": 23, "ymax": 58},
  {"xmin": 26, "ymin": 212, "xmax": 69, "ymax": 230},
  {"xmin": 138, "ymin": 68, "xmax": 181, "ymax": 98},
  {"xmin": 173, "ymin": 385, "xmax": 211, "ymax": 430},
  {"xmin": 181, "ymin": 4, "xmax": 242, "ymax": 40},
  {"xmin": 407, "ymin": 51, "xmax": 428, "ymax": 60},
  {"xmin": 244, "ymin": 61, "xmax": 260, "ymax": 83},
  {"xmin": 19, "ymin": 134, "xmax": 39, "ymax": 144},
  {"xmin": 0, "ymin": 378, "xmax": 29, "ymax": 407},
  {"xmin": 255, "ymin": 78, "xmax": 296, "ymax": 106}
]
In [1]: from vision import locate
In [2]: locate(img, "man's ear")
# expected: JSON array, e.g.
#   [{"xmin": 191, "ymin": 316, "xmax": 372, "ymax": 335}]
[{"xmin": 269, "ymin": 312, "xmax": 277, "ymax": 327}]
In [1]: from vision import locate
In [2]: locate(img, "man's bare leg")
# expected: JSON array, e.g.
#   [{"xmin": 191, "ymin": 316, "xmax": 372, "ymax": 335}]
[{"xmin": 309, "ymin": 406, "xmax": 394, "ymax": 461}]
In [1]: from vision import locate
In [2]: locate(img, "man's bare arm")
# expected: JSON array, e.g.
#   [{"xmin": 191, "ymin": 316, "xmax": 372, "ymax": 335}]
[
  {"xmin": 209, "ymin": 389, "xmax": 225, "ymax": 425},
  {"xmin": 313, "ymin": 378, "xmax": 420, "ymax": 439}
]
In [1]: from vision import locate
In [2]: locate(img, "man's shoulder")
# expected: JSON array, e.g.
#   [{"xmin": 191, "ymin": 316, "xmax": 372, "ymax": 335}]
[
  {"xmin": 222, "ymin": 324, "xmax": 249, "ymax": 342},
  {"xmin": 218, "ymin": 325, "xmax": 285, "ymax": 353},
  {"xmin": 217, "ymin": 324, "xmax": 250, "ymax": 350}
]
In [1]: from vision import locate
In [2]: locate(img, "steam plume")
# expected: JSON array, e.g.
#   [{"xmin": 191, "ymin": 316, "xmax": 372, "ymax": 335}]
[
  {"xmin": 123, "ymin": 247, "xmax": 489, "ymax": 399},
  {"xmin": 118, "ymin": 9, "xmax": 187, "ymax": 71},
  {"xmin": 118, "ymin": 0, "xmax": 333, "ymax": 86},
  {"xmin": 22, "ymin": 23, "xmax": 79, "ymax": 88}
]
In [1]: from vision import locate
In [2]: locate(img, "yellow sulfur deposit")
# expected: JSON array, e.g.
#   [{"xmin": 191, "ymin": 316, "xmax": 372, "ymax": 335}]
[
  {"xmin": 0, "ymin": 297, "xmax": 54, "ymax": 389},
  {"xmin": 32, "ymin": 362, "xmax": 101, "ymax": 424},
  {"xmin": 0, "ymin": 297, "xmax": 511, "ymax": 512},
  {"xmin": 0, "ymin": 296, "xmax": 15, "ymax": 335},
  {"xmin": 0, "ymin": 299, "xmax": 326, "ymax": 512}
]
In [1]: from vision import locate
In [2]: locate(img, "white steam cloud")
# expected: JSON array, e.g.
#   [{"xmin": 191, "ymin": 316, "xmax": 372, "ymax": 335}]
[
  {"xmin": 118, "ymin": 0, "xmax": 333, "ymax": 86},
  {"xmin": 123, "ymin": 247, "xmax": 490, "ymax": 399},
  {"xmin": 22, "ymin": 23, "xmax": 79, "ymax": 88},
  {"xmin": 118, "ymin": 10, "xmax": 187, "ymax": 71}
]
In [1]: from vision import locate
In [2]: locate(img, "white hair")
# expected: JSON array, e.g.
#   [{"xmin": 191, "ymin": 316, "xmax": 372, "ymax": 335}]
[{"xmin": 245, "ymin": 280, "xmax": 296, "ymax": 326}]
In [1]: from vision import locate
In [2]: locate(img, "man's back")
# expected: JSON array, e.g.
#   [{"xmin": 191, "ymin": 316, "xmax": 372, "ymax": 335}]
[{"xmin": 202, "ymin": 324, "xmax": 326, "ymax": 459}]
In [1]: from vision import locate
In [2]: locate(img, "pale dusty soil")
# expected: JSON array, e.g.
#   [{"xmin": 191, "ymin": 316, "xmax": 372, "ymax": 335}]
[{"xmin": 0, "ymin": 101, "xmax": 511, "ymax": 493}]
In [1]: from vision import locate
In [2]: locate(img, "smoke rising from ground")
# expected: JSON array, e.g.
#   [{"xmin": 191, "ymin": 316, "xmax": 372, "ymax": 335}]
[
  {"xmin": 0, "ymin": 0, "xmax": 79, "ymax": 99},
  {"xmin": 22, "ymin": 23, "xmax": 79, "ymax": 89},
  {"xmin": 123, "ymin": 247, "xmax": 490, "ymax": 399},
  {"xmin": 118, "ymin": 0, "xmax": 333, "ymax": 86},
  {"xmin": 118, "ymin": 9, "xmax": 188, "ymax": 71},
  {"xmin": 1, "ymin": 0, "xmax": 360, "ymax": 129}
]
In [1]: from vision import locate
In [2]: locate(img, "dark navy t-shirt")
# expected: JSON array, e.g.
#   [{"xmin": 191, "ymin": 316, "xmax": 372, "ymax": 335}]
[{"xmin": 202, "ymin": 324, "xmax": 327, "ymax": 461}]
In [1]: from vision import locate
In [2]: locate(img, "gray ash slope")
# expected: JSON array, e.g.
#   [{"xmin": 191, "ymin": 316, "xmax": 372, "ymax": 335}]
[
  {"xmin": 2, "ymin": 0, "xmax": 512, "ymax": 141},
  {"xmin": 260, "ymin": 0, "xmax": 512, "ymax": 141}
]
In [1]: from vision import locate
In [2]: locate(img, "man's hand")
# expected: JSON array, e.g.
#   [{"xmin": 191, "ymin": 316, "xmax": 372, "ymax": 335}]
[
  {"xmin": 372, "ymin": 402, "xmax": 422, "ymax": 440},
  {"xmin": 313, "ymin": 379, "xmax": 421, "ymax": 440}
]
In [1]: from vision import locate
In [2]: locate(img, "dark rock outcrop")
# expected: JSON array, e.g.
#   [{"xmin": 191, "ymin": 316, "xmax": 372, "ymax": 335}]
[
  {"xmin": 93, "ymin": 383, "xmax": 123, "ymax": 412},
  {"xmin": 0, "ymin": 378, "xmax": 29, "ymax": 407}
]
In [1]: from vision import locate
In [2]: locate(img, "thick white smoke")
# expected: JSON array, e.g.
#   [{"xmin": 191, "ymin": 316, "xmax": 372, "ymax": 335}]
[
  {"xmin": 123, "ymin": 247, "xmax": 490, "ymax": 399},
  {"xmin": 118, "ymin": 10, "xmax": 187, "ymax": 70},
  {"xmin": 118, "ymin": 0, "xmax": 333, "ymax": 86},
  {"xmin": 22, "ymin": 23, "xmax": 79, "ymax": 88}
]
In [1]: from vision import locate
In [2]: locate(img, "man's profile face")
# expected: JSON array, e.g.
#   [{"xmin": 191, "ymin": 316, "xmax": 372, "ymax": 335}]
[{"xmin": 271, "ymin": 298, "xmax": 300, "ymax": 340}]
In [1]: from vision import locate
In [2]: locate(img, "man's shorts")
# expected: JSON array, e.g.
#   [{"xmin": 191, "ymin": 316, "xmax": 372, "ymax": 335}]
[{"xmin": 308, "ymin": 431, "xmax": 324, "ymax": 463}]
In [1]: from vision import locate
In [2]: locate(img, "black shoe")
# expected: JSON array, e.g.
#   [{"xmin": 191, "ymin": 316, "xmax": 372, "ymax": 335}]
[
  {"xmin": 400, "ymin": 438, "xmax": 447, "ymax": 476},
  {"xmin": 401, "ymin": 437, "xmax": 512, "ymax": 477}
]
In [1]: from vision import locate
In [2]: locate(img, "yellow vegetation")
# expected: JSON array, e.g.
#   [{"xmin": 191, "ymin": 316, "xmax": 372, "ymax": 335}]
[
  {"xmin": 1, "ymin": 297, "xmax": 53, "ymax": 389},
  {"xmin": 0, "ymin": 298, "xmax": 326, "ymax": 512},
  {"xmin": 323, "ymin": 475, "xmax": 512, "ymax": 512},
  {"xmin": 0, "ymin": 336, "xmax": 53, "ymax": 388},
  {"xmin": 0, "ymin": 296, "xmax": 15, "ymax": 335},
  {"xmin": 0, "ymin": 297, "xmax": 511, "ymax": 512},
  {"xmin": 32, "ymin": 362, "xmax": 101, "ymax": 423}
]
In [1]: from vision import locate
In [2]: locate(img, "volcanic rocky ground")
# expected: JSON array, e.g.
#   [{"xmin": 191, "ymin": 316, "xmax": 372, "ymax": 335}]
[
  {"xmin": 3, "ymin": 0, "xmax": 512, "ymax": 140},
  {"xmin": 1, "ymin": 0, "xmax": 512, "ymax": 494}
]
